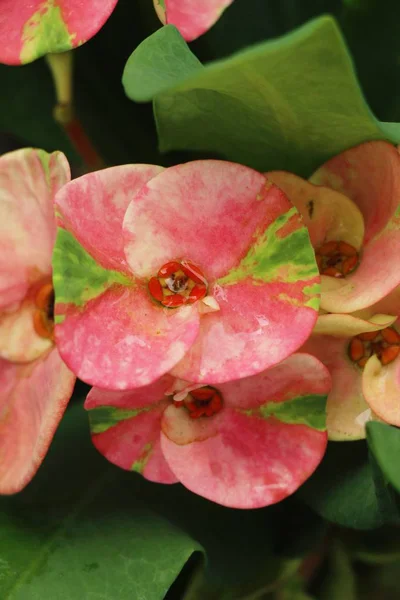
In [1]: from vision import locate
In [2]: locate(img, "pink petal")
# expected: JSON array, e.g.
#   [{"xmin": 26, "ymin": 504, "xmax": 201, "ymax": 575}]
[
  {"xmin": 171, "ymin": 277, "xmax": 319, "ymax": 383},
  {"xmin": 0, "ymin": 0, "xmax": 119, "ymax": 65},
  {"xmin": 310, "ymin": 141, "xmax": 400, "ymax": 245},
  {"xmin": 0, "ymin": 148, "xmax": 70, "ymax": 309},
  {"xmin": 363, "ymin": 352, "xmax": 400, "ymax": 427},
  {"xmin": 267, "ymin": 171, "xmax": 364, "ymax": 250},
  {"xmin": 161, "ymin": 354, "xmax": 329, "ymax": 508},
  {"xmin": 303, "ymin": 335, "xmax": 371, "ymax": 440},
  {"xmin": 55, "ymin": 164, "xmax": 163, "ymax": 273},
  {"xmin": 0, "ymin": 349, "xmax": 75, "ymax": 494},
  {"xmin": 153, "ymin": 0, "xmax": 234, "ymax": 42},
  {"xmin": 85, "ymin": 377, "xmax": 177, "ymax": 484},
  {"xmin": 55, "ymin": 284, "xmax": 200, "ymax": 389},
  {"xmin": 123, "ymin": 161, "xmax": 287, "ymax": 280},
  {"xmin": 0, "ymin": 298, "xmax": 52, "ymax": 363}
]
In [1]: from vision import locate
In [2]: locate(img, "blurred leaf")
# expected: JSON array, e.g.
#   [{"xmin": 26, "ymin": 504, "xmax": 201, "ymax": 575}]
[
  {"xmin": 367, "ymin": 422, "xmax": 400, "ymax": 494},
  {"xmin": 343, "ymin": 526, "xmax": 400, "ymax": 565},
  {"xmin": 318, "ymin": 541, "xmax": 356, "ymax": 600},
  {"xmin": 298, "ymin": 441, "xmax": 398, "ymax": 530},
  {"xmin": 123, "ymin": 16, "xmax": 400, "ymax": 175}
]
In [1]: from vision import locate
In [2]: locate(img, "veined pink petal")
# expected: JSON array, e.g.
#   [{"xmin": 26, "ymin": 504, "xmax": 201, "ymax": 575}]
[
  {"xmin": 55, "ymin": 164, "xmax": 163, "ymax": 273},
  {"xmin": 123, "ymin": 161, "xmax": 287, "ymax": 280},
  {"xmin": 0, "ymin": 298, "xmax": 52, "ymax": 363},
  {"xmin": 161, "ymin": 354, "xmax": 329, "ymax": 508},
  {"xmin": 310, "ymin": 141, "xmax": 400, "ymax": 245},
  {"xmin": 0, "ymin": 148, "xmax": 70, "ymax": 309},
  {"xmin": 85, "ymin": 378, "xmax": 177, "ymax": 484},
  {"xmin": 267, "ymin": 171, "xmax": 364, "ymax": 250},
  {"xmin": 0, "ymin": 0, "xmax": 119, "ymax": 65},
  {"xmin": 171, "ymin": 278, "xmax": 319, "ymax": 383},
  {"xmin": 303, "ymin": 335, "xmax": 371, "ymax": 440},
  {"xmin": 55, "ymin": 284, "xmax": 200, "ymax": 389},
  {"xmin": 153, "ymin": 0, "xmax": 234, "ymax": 42},
  {"xmin": 0, "ymin": 349, "xmax": 75, "ymax": 495},
  {"xmin": 363, "ymin": 352, "xmax": 400, "ymax": 427}
]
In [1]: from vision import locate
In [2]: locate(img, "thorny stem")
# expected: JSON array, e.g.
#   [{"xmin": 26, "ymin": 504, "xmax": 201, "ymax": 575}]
[{"xmin": 46, "ymin": 51, "xmax": 105, "ymax": 172}]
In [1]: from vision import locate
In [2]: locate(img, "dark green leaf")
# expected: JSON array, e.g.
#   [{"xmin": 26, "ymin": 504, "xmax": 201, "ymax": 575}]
[
  {"xmin": 123, "ymin": 16, "xmax": 400, "ymax": 175},
  {"xmin": 319, "ymin": 541, "xmax": 356, "ymax": 600},
  {"xmin": 367, "ymin": 422, "xmax": 400, "ymax": 494}
]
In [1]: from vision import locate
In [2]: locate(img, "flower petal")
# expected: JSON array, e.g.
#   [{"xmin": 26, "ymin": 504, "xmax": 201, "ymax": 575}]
[
  {"xmin": 161, "ymin": 354, "xmax": 329, "ymax": 508},
  {"xmin": 267, "ymin": 171, "xmax": 364, "ymax": 250},
  {"xmin": 0, "ymin": 0, "xmax": 119, "ymax": 65},
  {"xmin": 171, "ymin": 205, "xmax": 320, "ymax": 383},
  {"xmin": 314, "ymin": 312, "xmax": 397, "ymax": 337},
  {"xmin": 55, "ymin": 164, "xmax": 163, "ymax": 273},
  {"xmin": 310, "ymin": 141, "xmax": 400, "ymax": 244},
  {"xmin": 55, "ymin": 283, "xmax": 200, "ymax": 389},
  {"xmin": 0, "ymin": 349, "xmax": 75, "ymax": 494},
  {"xmin": 85, "ymin": 377, "xmax": 177, "ymax": 484},
  {"xmin": 123, "ymin": 160, "xmax": 289, "ymax": 280},
  {"xmin": 303, "ymin": 335, "xmax": 371, "ymax": 440},
  {"xmin": 363, "ymin": 353, "xmax": 400, "ymax": 427},
  {"xmin": 0, "ymin": 148, "xmax": 70, "ymax": 309},
  {"xmin": 153, "ymin": 0, "xmax": 234, "ymax": 42}
]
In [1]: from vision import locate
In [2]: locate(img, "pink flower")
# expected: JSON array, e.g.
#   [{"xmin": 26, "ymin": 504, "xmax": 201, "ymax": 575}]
[
  {"xmin": 52, "ymin": 160, "xmax": 320, "ymax": 391},
  {"xmin": 267, "ymin": 141, "xmax": 400, "ymax": 438},
  {"xmin": 0, "ymin": 148, "xmax": 76, "ymax": 494},
  {"xmin": 85, "ymin": 353, "xmax": 331, "ymax": 508},
  {"xmin": 0, "ymin": 0, "xmax": 234, "ymax": 65}
]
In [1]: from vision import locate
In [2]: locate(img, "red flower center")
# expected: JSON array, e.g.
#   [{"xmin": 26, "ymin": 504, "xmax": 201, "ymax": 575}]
[
  {"xmin": 316, "ymin": 240, "xmax": 360, "ymax": 278},
  {"xmin": 33, "ymin": 282, "xmax": 55, "ymax": 340},
  {"xmin": 148, "ymin": 260, "xmax": 208, "ymax": 308},
  {"xmin": 348, "ymin": 327, "xmax": 400, "ymax": 368},
  {"xmin": 174, "ymin": 386, "xmax": 223, "ymax": 419}
]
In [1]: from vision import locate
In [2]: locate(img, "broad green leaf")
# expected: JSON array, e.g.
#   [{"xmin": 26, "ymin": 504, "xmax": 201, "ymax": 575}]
[
  {"xmin": 123, "ymin": 16, "xmax": 400, "ymax": 175},
  {"xmin": 298, "ymin": 441, "xmax": 395, "ymax": 530},
  {"xmin": 367, "ymin": 422, "xmax": 400, "ymax": 494},
  {"xmin": 0, "ymin": 403, "xmax": 202, "ymax": 600}
]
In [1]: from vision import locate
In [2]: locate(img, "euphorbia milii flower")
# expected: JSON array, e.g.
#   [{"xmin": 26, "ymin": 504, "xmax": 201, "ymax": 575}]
[
  {"xmin": 85, "ymin": 353, "xmax": 331, "ymax": 508},
  {"xmin": 52, "ymin": 160, "xmax": 320, "ymax": 391},
  {"xmin": 266, "ymin": 141, "xmax": 400, "ymax": 439},
  {"xmin": 0, "ymin": 148, "xmax": 75, "ymax": 494}
]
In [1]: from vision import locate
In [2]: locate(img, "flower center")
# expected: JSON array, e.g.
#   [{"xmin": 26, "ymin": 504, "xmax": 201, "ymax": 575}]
[
  {"xmin": 33, "ymin": 282, "xmax": 55, "ymax": 340},
  {"xmin": 316, "ymin": 240, "xmax": 360, "ymax": 278},
  {"xmin": 174, "ymin": 386, "xmax": 223, "ymax": 419},
  {"xmin": 148, "ymin": 260, "xmax": 208, "ymax": 308},
  {"xmin": 348, "ymin": 327, "xmax": 400, "ymax": 368}
]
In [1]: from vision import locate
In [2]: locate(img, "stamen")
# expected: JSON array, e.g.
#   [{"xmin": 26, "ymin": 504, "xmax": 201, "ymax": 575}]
[
  {"xmin": 33, "ymin": 282, "xmax": 55, "ymax": 340},
  {"xmin": 316, "ymin": 240, "xmax": 360, "ymax": 278},
  {"xmin": 348, "ymin": 327, "xmax": 400, "ymax": 368},
  {"xmin": 148, "ymin": 260, "xmax": 208, "ymax": 308},
  {"xmin": 173, "ymin": 386, "xmax": 223, "ymax": 419}
]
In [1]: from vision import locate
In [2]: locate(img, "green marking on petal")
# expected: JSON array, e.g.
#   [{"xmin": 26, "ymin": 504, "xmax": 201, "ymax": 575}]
[
  {"xmin": 52, "ymin": 228, "xmax": 131, "ymax": 313},
  {"xmin": 35, "ymin": 148, "xmax": 52, "ymax": 186},
  {"xmin": 217, "ymin": 207, "xmax": 319, "ymax": 291},
  {"xmin": 131, "ymin": 443, "xmax": 154, "ymax": 474},
  {"xmin": 243, "ymin": 394, "xmax": 327, "ymax": 431},
  {"xmin": 20, "ymin": 0, "xmax": 75, "ymax": 64},
  {"xmin": 88, "ymin": 405, "xmax": 155, "ymax": 435}
]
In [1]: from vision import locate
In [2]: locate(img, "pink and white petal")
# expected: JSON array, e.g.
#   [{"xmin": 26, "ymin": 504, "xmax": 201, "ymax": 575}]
[
  {"xmin": 303, "ymin": 336, "xmax": 371, "ymax": 440},
  {"xmin": 0, "ymin": 299, "xmax": 52, "ymax": 363},
  {"xmin": 161, "ymin": 407, "xmax": 327, "ymax": 509},
  {"xmin": 55, "ymin": 164, "xmax": 163, "ymax": 273},
  {"xmin": 363, "ymin": 354, "xmax": 400, "ymax": 427},
  {"xmin": 267, "ymin": 171, "xmax": 364, "ymax": 249},
  {"xmin": 86, "ymin": 385, "xmax": 177, "ymax": 484},
  {"xmin": 0, "ymin": 0, "xmax": 119, "ymax": 65},
  {"xmin": 171, "ymin": 278, "xmax": 318, "ymax": 384},
  {"xmin": 56, "ymin": 283, "xmax": 200, "ymax": 390},
  {"xmin": 314, "ymin": 312, "xmax": 397, "ymax": 338},
  {"xmin": 154, "ymin": 0, "xmax": 234, "ymax": 42},
  {"xmin": 0, "ymin": 349, "xmax": 75, "ymax": 495},
  {"xmin": 123, "ymin": 161, "xmax": 288, "ymax": 280},
  {"xmin": 0, "ymin": 148, "xmax": 70, "ymax": 308},
  {"xmin": 320, "ymin": 228, "xmax": 400, "ymax": 313},
  {"xmin": 310, "ymin": 141, "xmax": 400, "ymax": 244}
]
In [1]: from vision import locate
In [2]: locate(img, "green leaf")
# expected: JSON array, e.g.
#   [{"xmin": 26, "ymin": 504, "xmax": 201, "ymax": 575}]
[
  {"xmin": 343, "ymin": 527, "xmax": 400, "ymax": 565},
  {"xmin": 0, "ymin": 404, "xmax": 202, "ymax": 600},
  {"xmin": 122, "ymin": 25, "xmax": 202, "ymax": 102},
  {"xmin": 123, "ymin": 16, "xmax": 400, "ymax": 175},
  {"xmin": 298, "ymin": 441, "xmax": 395, "ymax": 530},
  {"xmin": 367, "ymin": 422, "xmax": 400, "ymax": 494},
  {"xmin": 318, "ymin": 541, "xmax": 357, "ymax": 600}
]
